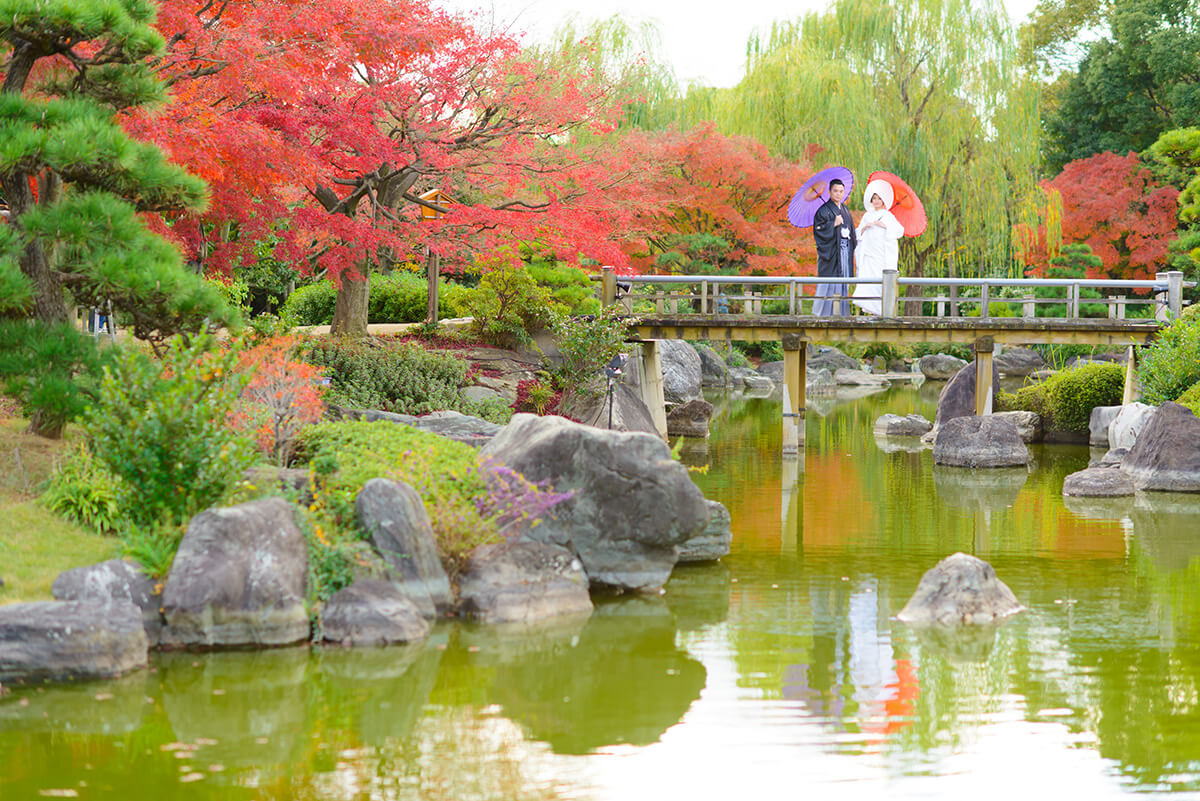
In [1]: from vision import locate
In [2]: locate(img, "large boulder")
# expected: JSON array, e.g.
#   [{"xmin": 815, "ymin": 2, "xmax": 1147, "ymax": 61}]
[
  {"xmin": 694, "ymin": 343, "xmax": 733, "ymax": 388},
  {"xmin": 933, "ymin": 416, "xmax": 1030, "ymax": 468},
  {"xmin": 897, "ymin": 553, "xmax": 1025, "ymax": 625},
  {"xmin": 1108, "ymin": 402, "xmax": 1156, "ymax": 450},
  {"xmin": 481, "ymin": 414, "xmax": 711, "ymax": 592},
  {"xmin": 743, "ymin": 373, "xmax": 776, "ymax": 393},
  {"xmin": 918, "ymin": 353, "xmax": 968, "ymax": 380},
  {"xmin": 934, "ymin": 360, "xmax": 1001, "ymax": 427},
  {"xmin": 1089, "ymin": 405, "xmax": 1123, "ymax": 447},
  {"xmin": 809, "ymin": 346, "xmax": 858, "ymax": 373},
  {"xmin": 0, "ymin": 601, "xmax": 148, "ymax": 684},
  {"xmin": 560, "ymin": 379, "xmax": 659, "ymax": 435},
  {"xmin": 873, "ymin": 413, "xmax": 932, "ymax": 437},
  {"xmin": 677, "ymin": 500, "xmax": 731, "ymax": 563},
  {"xmin": 456, "ymin": 540, "xmax": 593, "ymax": 624},
  {"xmin": 658, "ymin": 340, "xmax": 702, "ymax": 403},
  {"xmin": 727, "ymin": 366, "xmax": 757, "ymax": 389},
  {"xmin": 756, "ymin": 361, "xmax": 784, "ymax": 381},
  {"xmin": 1121, "ymin": 402, "xmax": 1200, "ymax": 492},
  {"xmin": 666, "ymin": 398, "xmax": 713, "ymax": 438},
  {"xmin": 161, "ymin": 498, "xmax": 309, "ymax": 648},
  {"xmin": 834, "ymin": 368, "xmax": 890, "ymax": 387},
  {"xmin": 1062, "ymin": 467, "xmax": 1136, "ymax": 497},
  {"xmin": 991, "ymin": 410, "xmax": 1043, "ymax": 444},
  {"xmin": 356, "ymin": 479, "xmax": 454, "ymax": 618},
  {"xmin": 995, "ymin": 346, "xmax": 1046, "ymax": 377},
  {"xmin": 52, "ymin": 559, "xmax": 162, "ymax": 645},
  {"xmin": 321, "ymin": 580, "xmax": 430, "ymax": 646}
]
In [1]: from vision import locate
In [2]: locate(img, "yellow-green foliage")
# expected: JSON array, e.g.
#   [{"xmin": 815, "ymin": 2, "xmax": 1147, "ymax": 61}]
[
  {"xmin": 1000, "ymin": 363, "xmax": 1124, "ymax": 432},
  {"xmin": 1138, "ymin": 315, "xmax": 1200, "ymax": 405},
  {"xmin": 1177, "ymin": 381, "xmax": 1200, "ymax": 417}
]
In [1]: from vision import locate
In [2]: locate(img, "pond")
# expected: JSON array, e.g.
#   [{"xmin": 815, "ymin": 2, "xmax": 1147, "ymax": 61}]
[{"xmin": 4, "ymin": 383, "xmax": 1200, "ymax": 799}]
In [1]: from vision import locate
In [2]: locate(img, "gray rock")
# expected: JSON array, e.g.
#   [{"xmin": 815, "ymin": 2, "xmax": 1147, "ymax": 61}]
[
  {"xmin": 321, "ymin": 580, "xmax": 430, "ymax": 646},
  {"xmin": 807, "ymin": 368, "xmax": 836, "ymax": 393},
  {"xmin": 873, "ymin": 413, "xmax": 933, "ymax": 437},
  {"xmin": 457, "ymin": 540, "xmax": 593, "ymax": 624},
  {"xmin": 481, "ymin": 414, "xmax": 710, "ymax": 592},
  {"xmin": 0, "ymin": 601, "xmax": 148, "ymax": 684},
  {"xmin": 1108, "ymin": 402, "xmax": 1156, "ymax": 450},
  {"xmin": 356, "ymin": 479, "xmax": 454, "ymax": 618},
  {"xmin": 934, "ymin": 360, "xmax": 1001, "ymax": 427},
  {"xmin": 52, "ymin": 560, "xmax": 162, "ymax": 645},
  {"xmin": 667, "ymin": 398, "xmax": 713, "ymax": 438},
  {"xmin": 474, "ymin": 374, "xmax": 520, "ymax": 402},
  {"xmin": 808, "ymin": 346, "xmax": 858, "ymax": 373},
  {"xmin": 741, "ymin": 374, "xmax": 776, "ymax": 394},
  {"xmin": 1122, "ymin": 402, "xmax": 1200, "ymax": 492},
  {"xmin": 342, "ymin": 409, "xmax": 503, "ymax": 447},
  {"xmin": 694, "ymin": 343, "xmax": 733, "ymax": 388},
  {"xmin": 677, "ymin": 500, "xmax": 731, "ymax": 563},
  {"xmin": 991, "ymin": 410, "xmax": 1043, "ymax": 443},
  {"xmin": 1094, "ymin": 447, "xmax": 1129, "ymax": 468},
  {"xmin": 834, "ymin": 368, "xmax": 890, "ymax": 386},
  {"xmin": 994, "ymin": 346, "xmax": 1046, "ymax": 377},
  {"xmin": 658, "ymin": 340, "xmax": 702, "ymax": 404},
  {"xmin": 728, "ymin": 366, "xmax": 758, "ymax": 388},
  {"xmin": 560, "ymin": 379, "xmax": 659, "ymax": 435},
  {"xmin": 1089, "ymin": 405, "xmax": 1123, "ymax": 447},
  {"xmin": 897, "ymin": 553, "xmax": 1024, "ymax": 625},
  {"xmin": 933, "ymin": 416, "xmax": 1030, "ymax": 468},
  {"xmin": 1062, "ymin": 467, "xmax": 1136, "ymax": 497},
  {"xmin": 919, "ymin": 353, "xmax": 968, "ymax": 380},
  {"xmin": 870, "ymin": 355, "xmax": 888, "ymax": 374},
  {"xmin": 463, "ymin": 384, "xmax": 505, "ymax": 404},
  {"xmin": 160, "ymin": 498, "xmax": 310, "ymax": 648},
  {"xmin": 756, "ymin": 361, "xmax": 784, "ymax": 381},
  {"xmin": 888, "ymin": 358, "xmax": 910, "ymax": 374}
]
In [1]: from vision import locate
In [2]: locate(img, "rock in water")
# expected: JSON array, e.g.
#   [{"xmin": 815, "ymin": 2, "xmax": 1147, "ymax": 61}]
[
  {"xmin": 0, "ymin": 601, "xmax": 148, "ymax": 683},
  {"xmin": 933, "ymin": 416, "xmax": 1030, "ymax": 468},
  {"xmin": 667, "ymin": 398, "xmax": 713, "ymax": 438},
  {"xmin": 321, "ymin": 580, "xmax": 430, "ymax": 646},
  {"xmin": 1062, "ymin": 467, "xmax": 1136, "ymax": 497},
  {"xmin": 809, "ymin": 346, "xmax": 858, "ymax": 373},
  {"xmin": 456, "ymin": 540, "xmax": 593, "ymax": 624},
  {"xmin": 52, "ymin": 559, "xmax": 163, "ymax": 645},
  {"xmin": 918, "ymin": 353, "xmax": 967, "ymax": 380},
  {"xmin": 873, "ymin": 413, "xmax": 932, "ymax": 437},
  {"xmin": 1089, "ymin": 406, "xmax": 1122, "ymax": 447},
  {"xmin": 1108, "ymin": 402, "xmax": 1156, "ymax": 450},
  {"xmin": 677, "ymin": 500, "xmax": 732, "ymax": 563},
  {"xmin": 1121, "ymin": 402, "xmax": 1200, "ymax": 492},
  {"xmin": 934, "ymin": 360, "xmax": 1001, "ymax": 427},
  {"xmin": 658, "ymin": 340, "xmax": 702, "ymax": 404},
  {"xmin": 694, "ymin": 343, "xmax": 733, "ymax": 388},
  {"xmin": 897, "ymin": 553, "xmax": 1024, "ymax": 625},
  {"xmin": 994, "ymin": 347, "xmax": 1046, "ymax": 377},
  {"xmin": 990, "ymin": 410, "xmax": 1043, "ymax": 444}
]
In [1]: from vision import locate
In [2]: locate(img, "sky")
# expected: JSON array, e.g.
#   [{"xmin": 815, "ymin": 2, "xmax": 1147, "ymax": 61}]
[{"xmin": 435, "ymin": 0, "xmax": 1043, "ymax": 89}]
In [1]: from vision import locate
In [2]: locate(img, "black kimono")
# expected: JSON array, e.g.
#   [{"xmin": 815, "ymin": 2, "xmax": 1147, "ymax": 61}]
[{"xmin": 812, "ymin": 198, "xmax": 857, "ymax": 316}]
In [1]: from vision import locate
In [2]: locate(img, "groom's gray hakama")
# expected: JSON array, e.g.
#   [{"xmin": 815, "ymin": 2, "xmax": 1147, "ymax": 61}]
[{"xmin": 812, "ymin": 199, "xmax": 857, "ymax": 316}]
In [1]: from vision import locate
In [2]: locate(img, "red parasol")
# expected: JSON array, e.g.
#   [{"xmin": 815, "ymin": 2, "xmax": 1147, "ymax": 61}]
[{"xmin": 868, "ymin": 171, "xmax": 927, "ymax": 237}]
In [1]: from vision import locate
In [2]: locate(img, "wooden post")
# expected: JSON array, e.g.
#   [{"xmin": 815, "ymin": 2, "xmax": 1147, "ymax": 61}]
[
  {"xmin": 1023, "ymin": 294, "xmax": 1035, "ymax": 318},
  {"xmin": 425, "ymin": 249, "xmax": 440, "ymax": 324},
  {"xmin": 700, "ymin": 280, "xmax": 709, "ymax": 314},
  {"xmin": 881, "ymin": 269, "xmax": 899, "ymax": 318},
  {"xmin": 782, "ymin": 334, "xmax": 806, "ymax": 456},
  {"xmin": 1123, "ymin": 345, "xmax": 1139, "ymax": 405},
  {"xmin": 974, "ymin": 336, "xmax": 994, "ymax": 416},
  {"xmin": 789, "ymin": 281, "xmax": 797, "ymax": 315},
  {"xmin": 936, "ymin": 295, "xmax": 946, "ymax": 317},
  {"xmin": 1069, "ymin": 283, "xmax": 1080, "ymax": 319},
  {"xmin": 601, "ymin": 266, "xmax": 617, "ymax": 307},
  {"xmin": 980, "ymin": 283, "xmax": 990, "ymax": 317},
  {"xmin": 639, "ymin": 341, "xmax": 668, "ymax": 439},
  {"xmin": 1168, "ymin": 271, "xmax": 1184, "ymax": 318}
]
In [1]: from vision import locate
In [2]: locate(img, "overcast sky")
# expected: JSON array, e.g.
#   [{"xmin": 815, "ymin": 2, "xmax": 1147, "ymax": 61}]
[{"xmin": 435, "ymin": 0, "xmax": 1042, "ymax": 88}]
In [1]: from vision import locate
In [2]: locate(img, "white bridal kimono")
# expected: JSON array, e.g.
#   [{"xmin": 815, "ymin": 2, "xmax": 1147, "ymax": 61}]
[{"xmin": 852, "ymin": 208, "xmax": 904, "ymax": 314}]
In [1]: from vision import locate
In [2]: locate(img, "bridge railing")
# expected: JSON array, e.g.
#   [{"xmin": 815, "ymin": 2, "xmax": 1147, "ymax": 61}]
[{"xmin": 597, "ymin": 268, "xmax": 1193, "ymax": 321}]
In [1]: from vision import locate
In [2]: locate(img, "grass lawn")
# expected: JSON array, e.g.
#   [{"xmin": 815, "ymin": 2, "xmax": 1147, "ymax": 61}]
[{"xmin": 0, "ymin": 417, "xmax": 117, "ymax": 604}]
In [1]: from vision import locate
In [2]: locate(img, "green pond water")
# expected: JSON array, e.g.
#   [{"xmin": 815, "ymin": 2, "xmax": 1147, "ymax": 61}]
[{"xmin": 5, "ymin": 383, "xmax": 1200, "ymax": 799}]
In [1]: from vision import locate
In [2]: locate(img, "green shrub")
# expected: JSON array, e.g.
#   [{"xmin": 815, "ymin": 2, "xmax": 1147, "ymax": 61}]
[
  {"xmin": 1139, "ymin": 315, "xmax": 1200, "ymax": 405},
  {"xmin": 549, "ymin": 306, "xmax": 630, "ymax": 391},
  {"xmin": 41, "ymin": 444, "xmax": 124, "ymax": 533},
  {"xmin": 0, "ymin": 321, "xmax": 110, "ymax": 439},
  {"xmin": 995, "ymin": 383, "xmax": 1048, "ymax": 417},
  {"xmin": 1033, "ymin": 344, "xmax": 1097, "ymax": 370},
  {"xmin": 301, "ymin": 338, "xmax": 468, "ymax": 414},
  {"xmin": 733, "ymin": 340, "xmax": 783, "ymax": 363},
  {"xmin": 724, "ymin": 348, "xmax": 749, "ymax": 368},
  {"xmin": 1019, "ymin": 363, "xmax": 1125, "ymax": 433},
  {"xmin": 84, "ymin": 334, "xmax": 255, "ymax": 527},
  {"xmin": 465, "ymin": 262, "xmax": 557, "ymax": 348},
  {"xmin": 279, "ymin": 273, "xmax": 471, "ymax": 326},
  {"xmin": 527, "ymin": 261, "xmax": 601, "ymax": 315},
  {"xmin": 1177, "ymin": 381, "xmax": 1200, "ymax": 417}
]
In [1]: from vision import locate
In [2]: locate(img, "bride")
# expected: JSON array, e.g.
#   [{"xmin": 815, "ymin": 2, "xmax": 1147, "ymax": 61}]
[{"xmin": 852, "ymin": 178, "xmax": 904, "ymax": 315}]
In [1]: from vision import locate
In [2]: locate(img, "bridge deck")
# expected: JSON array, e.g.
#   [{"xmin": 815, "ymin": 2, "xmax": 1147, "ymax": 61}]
[{"xmin": 628, "ymin": 314, "xmax": 1162, "ymax": 347}]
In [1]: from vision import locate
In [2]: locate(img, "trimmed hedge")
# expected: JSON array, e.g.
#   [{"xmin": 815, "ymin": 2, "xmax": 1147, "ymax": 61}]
[
  {"xmin": 1177, "ymin": 381, "xmax": 1200, "ymax": 417},
  {"xmin": 996, "ymin": 362, "xmax": 1125, "ymax": 433},
  {"xmin": 301, "ymin": 338, "xmax": 468, "ymax": 414},
  {"xmin": 279, "ymin": 272, "xmax": 471, "ymax": 326}
]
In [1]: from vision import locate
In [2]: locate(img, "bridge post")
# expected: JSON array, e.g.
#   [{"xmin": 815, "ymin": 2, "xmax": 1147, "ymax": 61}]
[
  {"xmin": 638, "ymin": 340, "xmax": 668, "ymax": 439},
  {"xmin": 980, "ymin": 283, "xmax": 990, "ymax": 317},
  {"xmin": 700, "ymin": 280, "xmax": 709, "ymax": 314},
  {"xmin": 974, "ymin": 336, "xmax": 994, "ymax": 416},
  {"xmin": 1169, "ymin": 271, "xmax": 1184, "ymax": 318},
  {"xmin": 1023, "ymin": 294, "xmax": 1035, "ymax": 319},
  {"xmin": 882, "ymin": 269, "xmax": 899, "ymax": 317},
  {"xmin": 601, "ymin": 266, "xmax": 617, "ymax": 307},
  {"xmin": 1123, "ymin": 345, "xmax": 1140, "ymax": 405},
  {"xmin": 782, "ymin": 334, "xmax": 806, "ymax": 456}
]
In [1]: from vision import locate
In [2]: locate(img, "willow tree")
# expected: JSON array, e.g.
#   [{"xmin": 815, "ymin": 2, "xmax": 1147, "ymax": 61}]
[{"xmin": 680, "ymin": 0, "xmax": 1042, "ymax": 289}]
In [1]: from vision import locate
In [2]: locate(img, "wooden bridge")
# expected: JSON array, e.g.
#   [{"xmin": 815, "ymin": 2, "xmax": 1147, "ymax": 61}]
[{"xmin": 596, "ymin": 267, "xmax": 1193, "ymax": 454}]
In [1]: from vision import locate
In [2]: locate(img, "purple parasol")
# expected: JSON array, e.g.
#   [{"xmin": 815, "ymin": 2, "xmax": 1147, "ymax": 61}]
[{"xmin": 787, "ymin": 166, "xmax": 855, "ymax": 228}]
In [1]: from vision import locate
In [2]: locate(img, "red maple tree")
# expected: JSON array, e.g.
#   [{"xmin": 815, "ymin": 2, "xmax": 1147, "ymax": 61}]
[{"xmin": 1016, "ymin": 151, "xmax": 1179, "ymax": 281}]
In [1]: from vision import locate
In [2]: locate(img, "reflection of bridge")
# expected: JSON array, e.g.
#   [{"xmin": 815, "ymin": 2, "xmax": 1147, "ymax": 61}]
[{"xmin": 599, "ymin": 268, "xmax": 1192, "ymax": 454}]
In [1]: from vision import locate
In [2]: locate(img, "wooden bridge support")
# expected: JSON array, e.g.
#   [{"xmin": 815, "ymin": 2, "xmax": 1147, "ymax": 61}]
[
  {"xmin": 637, "ymin": 340, "xmax": 669, "ymax": 439},
  {"xmin": 782, "ymin": 334, "xmax": 806, "ymax": 456},
  {"xmin": 1123, "ymin": 345, "xmax": 1140, "ymax": 405},
  {"xmin": 974, "ymin": 337, "xmax": 995, "ymax": 416}
]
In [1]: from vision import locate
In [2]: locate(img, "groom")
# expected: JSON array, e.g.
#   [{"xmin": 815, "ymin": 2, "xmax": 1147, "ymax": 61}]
[{"xmin": 812, "ymin": 179, "xmax": 856, "ymax": 316}]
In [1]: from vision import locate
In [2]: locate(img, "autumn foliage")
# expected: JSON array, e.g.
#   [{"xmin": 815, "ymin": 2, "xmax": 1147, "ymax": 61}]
[
  {"xmin": 234, "ymin": 335, "xmax": 326, "ymax": 466},
  {"xmin": 1016, "ymin": 151, "xmax": 1179, "ymax": 281}
]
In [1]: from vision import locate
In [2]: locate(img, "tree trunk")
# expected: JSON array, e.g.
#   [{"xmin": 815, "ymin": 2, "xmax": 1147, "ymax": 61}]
[
  {"xmin": 28, "ymin": 407, "xmax": 66, "ymax": 440},
  {"xmin": 330, "ymin": 263, "xmax": 371, "ymax": 337}
]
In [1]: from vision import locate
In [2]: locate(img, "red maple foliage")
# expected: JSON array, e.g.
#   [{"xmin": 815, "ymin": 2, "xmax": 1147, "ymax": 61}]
[
  {"xmin": 121, "ymin": 0, "xmax": 643, "ymax": 294},
  {"xmin": 232, "ymin": 335, "xmax": 326, "ymax": 466},
  {"xmin": 1015, "ymin": 151, "xmax": 1179, "ymax": 281},
  {"xmin": 615, "ymin": 125, "xmax": 818, "ymax": 276}
]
